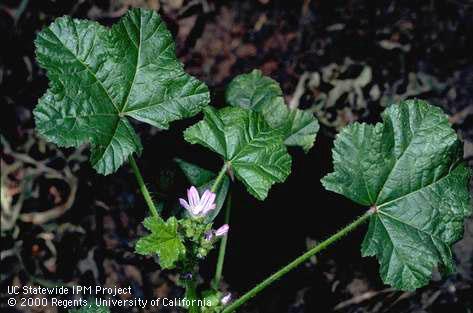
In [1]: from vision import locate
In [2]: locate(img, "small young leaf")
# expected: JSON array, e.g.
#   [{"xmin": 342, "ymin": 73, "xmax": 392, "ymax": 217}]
[
  {"xmin": 34, "ymin": 9, "xmax": 210, "ymax": 175},
  {"xmin": 322, "ymin": 99, "xmax": 472, "ymax": 291},
  {"xmin": 184, "ymin": 106, "xmax": 292, "ymax": 200},
  {"xmin": 226, "ymin": 69, "xmax": 319, "ymax": 152},
  {"xmin": 135, "ymin": 216, "xmax": 186, "ymax": 269},
  {"xmin": 225, "ymin": 69, "xmax": 283, "ymax": 111},
  {"xmin": 175, "ymin": 158, "xmax": 216, "ymax": 186},
  {"xmin": 175, "ymin": 158, "xmax": 230, "ymax": 221}
]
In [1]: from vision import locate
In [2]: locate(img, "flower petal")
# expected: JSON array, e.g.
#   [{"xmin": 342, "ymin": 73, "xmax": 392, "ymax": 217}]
[
  {"xmin": 188, "ymin": 186, "xmax": 200, "ymax": 206},
  {"xmin": 200, "ymin": 190, "xmax": 216, "ymax": 212},
  {"xmin": 202, "ymin": 203, "xmax": 216, "ymax": 215},
  {"xmin": 179, "ymin": 198, "xmax": 190, "ymax": 210},
  {"xmin": 200, "ymin": 189, "xmax": 211, "ymax": 206},
  {"xmin": 193, "ymin": 205, "xmax": 203, "ymax": 215},
  {"xmin": 207, "ymin": 192, "xmax": 216, "ymax": 207}
]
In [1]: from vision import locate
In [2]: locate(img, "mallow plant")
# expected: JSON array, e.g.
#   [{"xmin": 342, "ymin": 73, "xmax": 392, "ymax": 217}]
[{"xmin": 33, "ymin": 8, "xmax": 471, "ymax": 313}]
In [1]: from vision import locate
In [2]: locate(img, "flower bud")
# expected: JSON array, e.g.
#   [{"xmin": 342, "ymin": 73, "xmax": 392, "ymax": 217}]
[
  {"xmin": 221, "ymin": 292, "xmax": 231, "ymax": 305},
  {"xmin": 204, "ymin": 231, "xmax": 214, "ymax": 241},
  {"xmin": 215, "ymin": 224, "xmax": 229, "ymax": 237}
]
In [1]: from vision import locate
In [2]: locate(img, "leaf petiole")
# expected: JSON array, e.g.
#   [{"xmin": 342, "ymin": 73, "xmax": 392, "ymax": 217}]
[
  {"xmin": 221, "ymin": 210, "xmax": 374, "ymax": 313},
  {"xmin": 128, "ymin": 155, "xmax": 159, "ymax": 219},
  {"xmin": 212, "ymin": 192, "xmax": 232, "ymax": 289},
  {"xmin": 211, "ymin": 163, "xmax": 229, "ymax": 193}
]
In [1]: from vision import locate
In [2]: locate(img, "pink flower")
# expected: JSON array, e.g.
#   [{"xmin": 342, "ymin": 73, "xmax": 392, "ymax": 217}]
[
  {"xmin": 179, "ymin": 186, "xmax": 216, "ymax": 217},
  {"xmin": 215, "ymin": 224, "xmax": 229, "ymax": 237}
]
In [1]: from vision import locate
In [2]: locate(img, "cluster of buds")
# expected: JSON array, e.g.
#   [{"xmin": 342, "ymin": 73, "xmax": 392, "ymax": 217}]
[{"xmin": 178, "ymin": 187, "xmax": 233, "ymax": 312}]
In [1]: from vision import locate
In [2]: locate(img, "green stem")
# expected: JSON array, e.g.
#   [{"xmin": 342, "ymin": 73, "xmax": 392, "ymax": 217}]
[
  {"xmin": 221, "ymin": 211, "xmax": 373, "ymax": 313},
  {"xmin": 211, "ymin": 163, "xmax": 228, "ymax": 193},
  {"xmin": 185, "ymin": 280, "xmax": 200, "ymax": 313},
  {"xmin": 212, "ymin": 192, "xmax": 232, "ymax": 289},
  {"xmin": 128, "ymin": 156, "xmax": 159, "ymax": 218}
]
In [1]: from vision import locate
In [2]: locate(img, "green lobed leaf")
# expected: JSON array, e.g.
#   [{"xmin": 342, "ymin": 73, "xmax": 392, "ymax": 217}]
[
  {"xmin": 184, "ymin": 106, "xmax": 292, "ymax": 200},
  {"xmin": 225, "ymin": 69, "xmax": 319, "ymax": 152},
  {"xmin": 322, "ymin": 99, "xmax": 472, "ymax": 291},
  {"xmin": 135, "ymin": 216, "xmax": 186, "ymax": 269},
  {"xmin": 34, "ymin": 9, "xmax": 210, "ymax": 175},
  {"xmin": 174, "ymin": 158, "xmax": 230, "ymax": 221},
  {"xmin": 283, "ymin": 109, "xmax": 320, "ymax": 153}
]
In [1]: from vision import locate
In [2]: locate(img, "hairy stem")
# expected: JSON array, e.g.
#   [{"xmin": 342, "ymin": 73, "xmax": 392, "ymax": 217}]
[
  {"xmin": 128, "ymin": 156, "xmax": 159, "ymax": 218},
  {"xmin": 212, "ymin": 192, "xmax": 232, "ymax": 289},
  {"xmin": 211, "ymin": 163, "xmax": 229, "ymax": 193},
  {"xmin": 221, "ymin": 211, "xmax": 373, "ymax": 313}
]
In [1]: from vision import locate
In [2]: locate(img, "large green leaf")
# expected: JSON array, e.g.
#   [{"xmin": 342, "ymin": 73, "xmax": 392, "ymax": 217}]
[
  {"xmin": 225, "ymin": 69, "xmax": 319, "ymax": 152},
  {"xmin": 34, "ymin": 9, "xmax": 210, "ymax": 175},
  {"xmin": 184, "ymin": 106, "xmax": 292, "ymax": 200},
  {"xmin": 322, "ymin": 100, "xmax": 472, "ymax": 290},
  {"xmin": 135, "ymin": 216, "xmax": 185, "ymax": 269}
]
